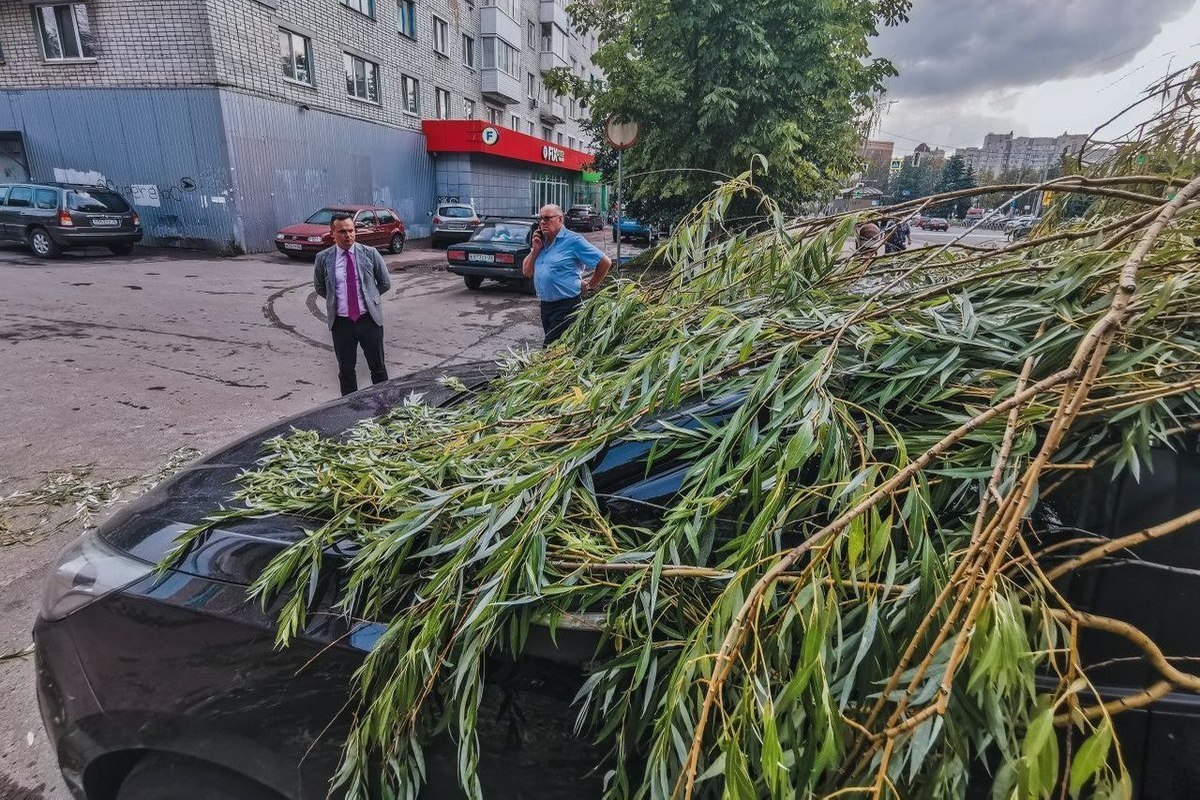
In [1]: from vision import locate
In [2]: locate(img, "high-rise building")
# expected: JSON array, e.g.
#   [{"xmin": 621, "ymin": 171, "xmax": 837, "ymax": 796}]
[
  {"xmin": 957, "ymin": 132, "xmax": 1094, "ymax": 177},
  {"xmin": 0, "ymin": 0, "xmax": 604, "ymax": 251}
]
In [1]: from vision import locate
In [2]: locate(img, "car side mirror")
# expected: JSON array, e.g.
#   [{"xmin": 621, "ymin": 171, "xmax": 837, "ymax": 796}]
[
  {"xmin": 356, "ymin": 222, "xmax": 368, "ymax": 229},
  {"xmin": 427, "ymin": 211, "xmax": 433, "ymax": 217}
]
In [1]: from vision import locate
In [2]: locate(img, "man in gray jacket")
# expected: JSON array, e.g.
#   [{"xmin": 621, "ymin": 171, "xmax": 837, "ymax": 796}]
[{"xmin": 313, "ymin": 213, "xmax": 392, "ymax": 395}]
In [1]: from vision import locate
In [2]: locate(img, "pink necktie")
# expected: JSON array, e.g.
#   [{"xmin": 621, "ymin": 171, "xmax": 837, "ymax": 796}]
[{"xmin": 344, "ymin": 249, "xmax": 362, "ymax": 322}]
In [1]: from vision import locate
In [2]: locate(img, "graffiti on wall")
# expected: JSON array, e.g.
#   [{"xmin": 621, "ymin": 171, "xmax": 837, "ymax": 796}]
[{"xmin": 52, "ymin": 168, "xmax": 230, "ymax": 207}]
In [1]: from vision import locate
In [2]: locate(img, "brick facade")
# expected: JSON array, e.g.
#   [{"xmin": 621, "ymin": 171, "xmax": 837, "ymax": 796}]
[{"xmin": 0, "ymin": 0, "xmax": 597, "ymax": 145}]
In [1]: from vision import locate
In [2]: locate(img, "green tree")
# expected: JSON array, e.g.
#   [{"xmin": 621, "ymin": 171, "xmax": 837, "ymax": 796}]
[
  {"xmin": 890, "ymin": 158, "xmax": 939, "ymax": 202},
  {"xmin": 931, "ymin": 154, "xmax": 976, "ymax": 218},
  {"xmin": 558, "ymin": 0, "xmax": 911, "ymax": 225}
]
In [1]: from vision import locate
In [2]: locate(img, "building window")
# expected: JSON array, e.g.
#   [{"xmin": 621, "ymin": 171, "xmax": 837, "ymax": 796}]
[
  {"xmin": 542, "ymin": 126, "xmax": 552, "ymax": 140},
  {"xmin": 482, "ymin": 0, "xmax": 517, "ymax": 20},
  {"xmin": 397, "ymin": 0, "xmax": 416, "ymax": 38},
  {"xmin": 527, "ymin": 72, "xmax": 536, "ymax": 98},
  {"xmin": 32, "ymin": 3, "xmax": 95, "ymax": 61},
  {"xmin": 464, "ymin": 98, "xmax": 476, "ymax": 119},
  {"xmin": 526, "ymin": 120, "xmax": 534, "ymax": 135},
  {"xmin": 345, "ymin": 54, "xmax": 381, "ymax": 103},
  {"xmin": 461, "ymin": 34, "xmax": 475, "ymax": 68},
  {"xmin": 567, "ymin": 136, "xmax": 575, "ymax": 149},
  {"xmin": 342, "ymin": 0, "xmax": 375, "ymax": 17},
  {"xmin": 487, "ymin": 106, "xmax": 502, "ymax": 125},
  {"xmin": 435, "ymin": 87, "xmax": 451, "ymax": 119},
  {"xmin": 400, "ymin": 74, "xmax": 420, "ymax": 114},
  {"xmin": 432, "ymin": 15, "xmax": 448, "ymax": 56},
  {"xmin": 481, "ymin": 37, "xmax": 519, "ymax": 78},
  {"xmin": 526, "ymin": 20, "xmax": 536, "ymax": 48},
  {"xmin": 557, "ymin": 132, "xmax": 563, "ymax": 145},
  {"xmin": 509, "ymin": 113, "xmax": 520, "ymax": 130},
  {"xmin": 278, "ymin": 29, "xmax": 314, "ymax": 86}
]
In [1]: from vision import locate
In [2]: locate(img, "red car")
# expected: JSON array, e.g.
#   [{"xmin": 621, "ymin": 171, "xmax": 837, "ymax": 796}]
[{"xmin": 275, "ymin": 205, "xmax": 406, "ymax": 259}]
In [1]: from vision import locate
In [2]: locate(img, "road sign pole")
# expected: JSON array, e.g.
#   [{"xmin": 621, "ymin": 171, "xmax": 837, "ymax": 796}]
[{"xmin": 616, "ymin": 149, "xmax": 622, "ymax": 279}]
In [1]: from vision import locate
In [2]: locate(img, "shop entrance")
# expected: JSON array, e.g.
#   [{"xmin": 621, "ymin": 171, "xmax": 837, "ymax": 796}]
[
  {"xmin": 531, "ymin": 171, "xmax": 571, "ymax": 212},
  {"xmin": 0, "ymin": 132, "xmax": 29, "ymax": 181}
]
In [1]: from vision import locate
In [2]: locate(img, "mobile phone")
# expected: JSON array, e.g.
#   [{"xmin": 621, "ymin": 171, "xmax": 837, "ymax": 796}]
[{"xmin": 532, "ymin": 230, "xmax": 544, "ymax": 246}]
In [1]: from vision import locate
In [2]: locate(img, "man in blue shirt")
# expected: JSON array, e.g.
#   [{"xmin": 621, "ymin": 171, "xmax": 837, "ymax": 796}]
[{"xmin": 522, "ymin": 203, "xmax": 612, "ymax": 345}]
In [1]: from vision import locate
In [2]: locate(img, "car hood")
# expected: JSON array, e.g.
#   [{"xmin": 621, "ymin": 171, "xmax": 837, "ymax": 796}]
[
  {"xmin": 99, "ymin": 362, "xmax": 498, "ymax": 580},
  {"xmin": 100, "ymin": 361, "xmax": 745, "ymax": 586},
  {"xmin": 278, "ymin": 223, "xmax": 330, "ymax": 238}
]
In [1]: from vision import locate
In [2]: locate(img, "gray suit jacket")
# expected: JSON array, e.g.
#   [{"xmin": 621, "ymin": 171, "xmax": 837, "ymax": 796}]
[{"xmin": 313, "ymin": 243, "xmax": 392, "ymax": 330}]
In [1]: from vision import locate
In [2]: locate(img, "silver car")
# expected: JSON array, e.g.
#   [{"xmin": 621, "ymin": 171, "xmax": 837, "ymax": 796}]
[{"xmin": 430, "ymin": 203, "xmax": 480, "ymax": 247}]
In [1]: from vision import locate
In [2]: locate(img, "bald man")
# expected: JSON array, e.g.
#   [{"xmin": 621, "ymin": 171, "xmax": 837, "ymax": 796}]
[{"xmin": 522, "ymin": 203, "xmax": 612, "ymax": 345}]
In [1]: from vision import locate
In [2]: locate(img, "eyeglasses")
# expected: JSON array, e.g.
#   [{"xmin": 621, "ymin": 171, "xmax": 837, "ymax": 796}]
[{"xmin": 538, "ymin": 214, "xmax": 561, "ymax": 222}]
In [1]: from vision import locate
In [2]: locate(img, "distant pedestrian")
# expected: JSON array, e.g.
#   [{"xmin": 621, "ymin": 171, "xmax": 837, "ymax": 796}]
[
  {"xmin": 884, "ymin": 217, "xmax": 910, "ymax": 253},
  {"xmin": 313, "ymin": 213, "xmax": 392, "ymax": 395},
  {"xmin": 522, "ymin": 203, "xmax": 613, "ymax": 346}
]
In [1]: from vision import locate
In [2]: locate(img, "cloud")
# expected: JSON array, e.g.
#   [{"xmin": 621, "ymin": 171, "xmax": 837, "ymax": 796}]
[{"xmin": 873, "ymin": 0, "xmax": 1195, "ymax": 101}]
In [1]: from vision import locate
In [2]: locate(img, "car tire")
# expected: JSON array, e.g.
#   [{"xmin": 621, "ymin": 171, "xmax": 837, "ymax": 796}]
[
  {"xmin": 28, "ymin": 227, "xmax": 61, "ymax": 259},
  {"xmin": 464, "ymin": 276, "xmax": 484, "ymax": 290},
  {"xmin": 108, "ymin": 244, "xmax": 135, "ymax": 256},
  {"xmin": 115, "ymin": 754, "xmax": 281, "ymax": 800},
  {"xmin": 389, "ymin": 233, "xmax": 405, "ymax": 254}
]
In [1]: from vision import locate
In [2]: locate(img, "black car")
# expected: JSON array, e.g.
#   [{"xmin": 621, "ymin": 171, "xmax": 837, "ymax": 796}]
[
  {"xmin": 34, "ymin": 363, "xmax": 611, "ymax": 800},
  {"xmin": 0, "ymin": 182, "xmax": 142, "ymax": 257},
  {"xmin": 564, "ymin": 205, "xmax": 604, "ymax": 232},
  {"xmin": 924, "ymin": 217, "xmax": 949, "ymax": 232},
  {"xmin": 33, "ymin": 362, "xmax": 1200, "ymax": 798},
  {"xmin": 445, "ymin": 218, "xmax": 535, "ymax": 291}
]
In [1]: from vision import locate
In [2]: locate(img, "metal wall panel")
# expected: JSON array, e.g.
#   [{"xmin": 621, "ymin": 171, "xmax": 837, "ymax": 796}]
[
  {"xmin": 218, "ymin": 91, "xmax": 436, "ymax": 252},
  {"xmin": 0, "ymin": 88, "xmax": 237, "ymax": 250}
]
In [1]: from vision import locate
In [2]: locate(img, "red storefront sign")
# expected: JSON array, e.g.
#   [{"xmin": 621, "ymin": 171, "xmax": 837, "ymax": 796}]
[{"xmin": 422, "ymin": 120, "xmax": 594, "ymax": 172}]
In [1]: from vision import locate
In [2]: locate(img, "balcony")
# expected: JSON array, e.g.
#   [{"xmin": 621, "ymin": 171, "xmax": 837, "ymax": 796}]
[
  {"xmin": 539, "ymin": 97, "xmax": 566, "ymax": 123},
  {"xmin": 482, "ymin": 68, "xmax": 522, "ymax": 105},
  {"xmin": 539, "ymin": 0, "xmax": 570, "ymax": 31},
  {"xmin": 480, "ymin": 3, "xmax": 522, "ymax": 49},
  {"xmin": 539, "ymin": 49, "xmax": 567, "ymax": 73}
]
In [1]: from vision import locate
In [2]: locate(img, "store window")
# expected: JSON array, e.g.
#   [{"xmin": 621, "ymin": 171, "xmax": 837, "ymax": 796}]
[{"xmin": 531, "ymin": 172, "xmax": 571, "ymax": 214}]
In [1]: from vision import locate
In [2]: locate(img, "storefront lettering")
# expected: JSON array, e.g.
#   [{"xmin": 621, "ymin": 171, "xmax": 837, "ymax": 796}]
[{"xmin": 541, "ymin": 145, "xmax": 565, "ymax": 163}]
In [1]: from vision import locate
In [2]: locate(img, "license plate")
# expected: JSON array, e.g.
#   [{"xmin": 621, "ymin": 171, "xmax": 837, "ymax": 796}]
[
  {"xmin": 92, "ymin": 218, "xmax": 120, "ymax": 227},
  {"xmin": 468, "ymin": 253, "xmax": 494, "ymax": 263},
  {"xmin": 447, "ymin": 222, "xmax": 466, "ymax": 230},
  {"xmin": 284, "ymin": 243, "xmax": 303, "ymax": 250}
]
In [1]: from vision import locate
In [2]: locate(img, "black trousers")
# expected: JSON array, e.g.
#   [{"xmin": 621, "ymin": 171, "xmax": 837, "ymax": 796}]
[
  {"xmin": 539, "ymin": 295, "xmax": 582, "ymax": 346},
  {"xmin": 331, "ymin": 315, "xmax": 388, "ymax": 396}
]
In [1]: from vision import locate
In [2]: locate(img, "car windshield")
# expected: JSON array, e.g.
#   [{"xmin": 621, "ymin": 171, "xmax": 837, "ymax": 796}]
[
  {"xmin": 67, "ymin": 190, "xmax": 130, "ymax": 213},
  {"xmin": 440, "ymin": 206, "xmax": 474, "ymax": 218},
  {"xmin": 305, "ymin": 208, "xmax": 354, "ymax": 225},
  {"xmin": 470, "ymin": 222, "xmax": 532, "ymax": 242}
]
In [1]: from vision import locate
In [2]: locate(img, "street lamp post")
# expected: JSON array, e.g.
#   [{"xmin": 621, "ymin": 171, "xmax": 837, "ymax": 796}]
[{"xmin": 603, "ymin": 116, "xmax": 639, "ymax": 280}]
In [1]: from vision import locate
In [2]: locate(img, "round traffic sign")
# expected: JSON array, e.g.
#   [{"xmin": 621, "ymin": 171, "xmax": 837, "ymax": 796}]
[
  {"xmin": 481, "ymin": 126, "xmax": 500, "ymax": 146},
  {"xmin": 604, "ymin": 116, "xmax": 638, "ymax": 150}
]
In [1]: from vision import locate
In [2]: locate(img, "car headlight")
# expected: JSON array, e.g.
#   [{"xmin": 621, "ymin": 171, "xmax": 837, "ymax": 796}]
[
  {"xmin": 275, "ymin": 233, "xmax": 285, "ymax": 240},
  {"xmin": 40, "ymin": 533, "xmax": 156, "ymax": 622},
  {"xmin": 307, "ymin": 236, "xmax": 324, "ymax": 243}
]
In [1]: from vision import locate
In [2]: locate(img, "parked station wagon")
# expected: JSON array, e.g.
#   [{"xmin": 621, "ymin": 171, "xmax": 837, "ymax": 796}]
[{"xmin": 0, "ymin": 182, "xmax": 142, "ymax": 258}]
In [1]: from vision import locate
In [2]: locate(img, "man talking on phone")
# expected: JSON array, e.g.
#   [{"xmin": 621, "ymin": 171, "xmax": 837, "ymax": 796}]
[{"xmin": 522, "ymin": 203, "xmax": 612, "ymax": 346}]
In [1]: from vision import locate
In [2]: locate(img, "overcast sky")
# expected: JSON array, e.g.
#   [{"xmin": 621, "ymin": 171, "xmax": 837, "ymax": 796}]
[{"xmin": 870, "ymin": 0, "xmax": 1200, "ymax": 154}]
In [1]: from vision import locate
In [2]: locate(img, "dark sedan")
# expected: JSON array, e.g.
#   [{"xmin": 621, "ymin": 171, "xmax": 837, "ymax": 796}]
[
  {"xmin": 565, "ymin": 204, "xmax": 604, "ymax": 232},
  {"xmin": 33, "ymin": 363, "xmax": 610, "ymax": 800},
  {"xmin": 923, "ymin": 217, "xmax": 949, "ymax": 232},
  {"xmin": 445, "ymin": 218, "xmax": 535, "ymax": 291}
]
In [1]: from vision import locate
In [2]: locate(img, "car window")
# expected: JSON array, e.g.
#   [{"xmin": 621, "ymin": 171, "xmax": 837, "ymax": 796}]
[
  {"xmin": 67, "ymin": 189, "xmax": 131, "ymax": 213},
  {"xmin": 439, "ymin": 205, "xmax": 474, "ymax": 218},
  {"xmin": 0, "ymin": 187, "xmax": 8, "ymax": 205},
  {"xmin": 7, "ymin": 186, "xmax": 32, "ymax": 208},
  {"xmin": 305, "ymin": 208, "xmax": 343, "ymax": 225},
  {"xmin": 356, "ymin": 211, "xmax": 376, "ymax": 227},
  {"xmin": 471, "ymin": 222, "xmax": 532, "ymax": 242},
  {"xmin": 377, "ymin": 210, "xmax": 395, "ymax": 225},
  {"xmin": 34, "ymin": 188, "xmax": 59, "ymax": 210}
]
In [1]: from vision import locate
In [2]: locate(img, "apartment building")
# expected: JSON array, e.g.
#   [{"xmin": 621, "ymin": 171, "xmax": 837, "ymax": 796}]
[
  {"xmin": 957, "ymin": 132, "xmax": 1091, "ymax": 178},
  {"xmin": 0, "ymin": 0, "xmax": 602, "ymax": 251}
]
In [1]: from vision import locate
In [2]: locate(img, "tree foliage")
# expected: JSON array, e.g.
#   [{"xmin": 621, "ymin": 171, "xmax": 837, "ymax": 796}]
[
  {"xmin": 168, "ymin": 65, "xmax": 1200, "ymax": 800},
  {"xmin": 930, "ymin": 154, "xmax": 976, "ymax": 217},
  {"xmin": 551, "ymin": 0, "xmax": 911, "ymax": 225}
]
